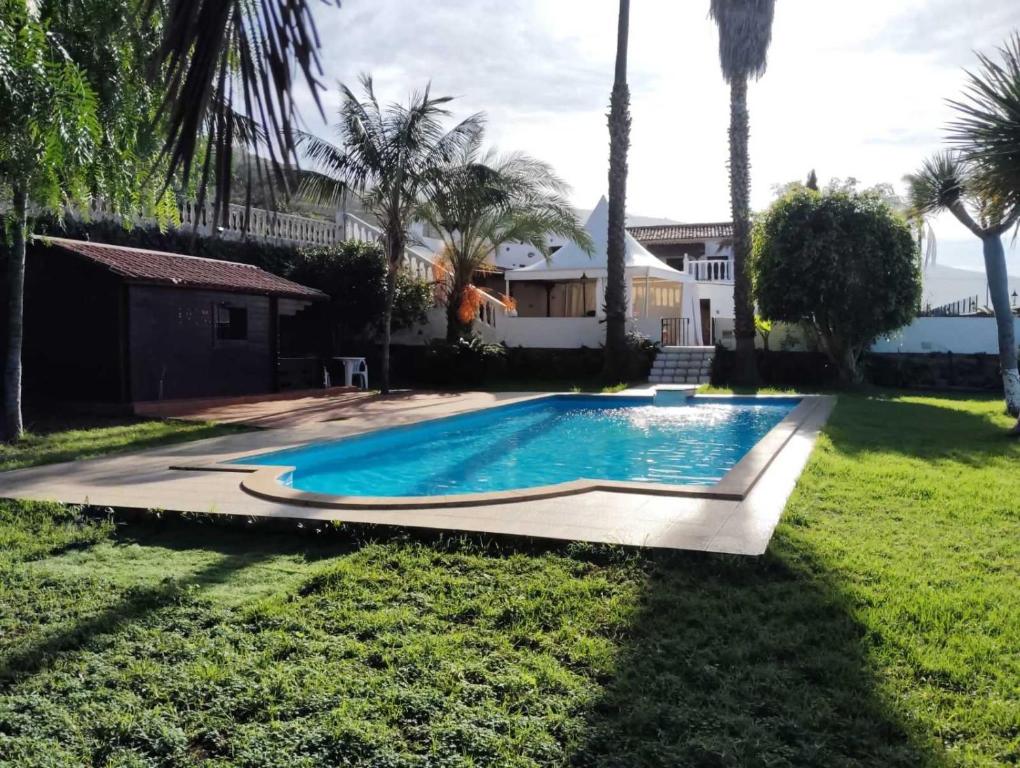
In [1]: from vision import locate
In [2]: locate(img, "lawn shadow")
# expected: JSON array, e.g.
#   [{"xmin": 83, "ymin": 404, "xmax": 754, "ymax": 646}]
[
  {"xmin": 0, "ymin": 546, "xmax": 273, "ymax": 688},
  {"xmin": 569, "ymin": 545, "xmax": 946, "ymax": 767},
  {"xmin": 822, "ymin": 394, "xmax": 1016, "ymax": 466}
]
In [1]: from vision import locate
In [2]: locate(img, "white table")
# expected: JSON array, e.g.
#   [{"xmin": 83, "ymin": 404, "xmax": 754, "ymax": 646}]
[{"xmin": 333, "ymin": 356, "xmax": 368, "ymax": 389}]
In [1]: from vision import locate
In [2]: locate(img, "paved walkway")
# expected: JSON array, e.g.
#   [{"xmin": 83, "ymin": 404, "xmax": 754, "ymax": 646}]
[
  {"xmin": 135, "ymin": 389, "xmax": 546, "ymax": 429},
  {"xmin": 0, "ymin": 391, "xmax": 834, "ymax": 553}
]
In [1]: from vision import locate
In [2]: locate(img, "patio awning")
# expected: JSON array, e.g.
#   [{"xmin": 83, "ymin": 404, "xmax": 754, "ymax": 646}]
[{"xmin": 505, "ymin": 197, "xmax": 690, "ymax": 284}]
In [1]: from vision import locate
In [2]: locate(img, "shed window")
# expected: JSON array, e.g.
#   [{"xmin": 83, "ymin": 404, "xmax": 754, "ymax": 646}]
[{"xmin": 215, "ymin": 304, "xmax": 248, "ymax": 340}]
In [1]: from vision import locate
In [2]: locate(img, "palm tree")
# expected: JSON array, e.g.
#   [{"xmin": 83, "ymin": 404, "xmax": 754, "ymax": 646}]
[
  {"xmin": 297, "ymin": 76, "xmax": 483, "ymax": 393},
  {"xmin": 709, "ymin": 0, "xmax": 777, "ymax": 384},
  {"xmin": 603, "ymin": 0, "xmax": 631, "ymax": 381},
  {"xmin": 419, "ymin": 136, "xmax": 593, "ymax": 341},
  {"xmin": 907, "ymin": 152, "xmax": 1019, "ymax": 423},
  {"xmin": 947, "ymin": 33, "xmax": 1020, "ymax": 435}
]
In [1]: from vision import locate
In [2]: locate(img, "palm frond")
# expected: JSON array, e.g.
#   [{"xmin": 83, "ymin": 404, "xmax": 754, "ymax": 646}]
[
  {"xmin": 709, "ymin": 0, "xmax": 776, "ymax": 83},
  {"xmin": 905, "ymin": 151, "xmax": 970, "ymax": 217},
  {"xmin": 947, "ymin": 32, "xmax": 1020, "ymax": 212},
  {"xmin": 146, "ymin": 0, "xmax": 339, "ymax": 220}
]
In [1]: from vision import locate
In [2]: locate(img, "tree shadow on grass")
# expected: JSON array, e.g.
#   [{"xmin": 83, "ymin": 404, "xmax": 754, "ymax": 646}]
[
  {"xmin": 821, "ymin": 394, "xmax": 1017, "ymax": 465},
  {"xmin": 569, "ymin": 545, "xmax": 945, "ymax": 767},
  {"xmin": 0, "ymin": 545, "xmax": 273, "ymax": 689}
]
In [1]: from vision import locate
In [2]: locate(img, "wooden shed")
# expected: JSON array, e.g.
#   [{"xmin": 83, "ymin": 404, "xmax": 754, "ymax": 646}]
[{"xmin": 23, "ymin": 236, "xmax": 327, "ymax": 405}]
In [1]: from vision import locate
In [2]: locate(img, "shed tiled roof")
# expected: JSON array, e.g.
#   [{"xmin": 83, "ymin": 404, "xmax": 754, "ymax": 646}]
[
  {"xmin": 34, "ymin": 236, "xmax": 326, "ymax": 300},
  {"xmin": 628, "ymin": 222, "xmax": 733, "ymax": 242}
]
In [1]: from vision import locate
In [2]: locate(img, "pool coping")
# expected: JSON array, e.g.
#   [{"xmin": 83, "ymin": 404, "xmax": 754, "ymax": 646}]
[{"xmin": 172, "ymin": 392, "xmax": 832, "ymax": 510}]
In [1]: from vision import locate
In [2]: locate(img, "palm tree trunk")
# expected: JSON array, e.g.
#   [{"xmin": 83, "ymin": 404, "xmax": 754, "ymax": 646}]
[
  {"xmin": 4, "ymin": 187, "xmax": 28, "ymax": 442},
  {"xmin": 981, "ymin": 234, "xmax": 1020, "ymax": 417},
  {"xmin": 381, "ymin": 233, "xmax": 404, "ymax": 395},
  {"xmin": 603, "ymin": 0, "xmax": 631, "ymax": 382},
  {"xmin": 728, "ymin": 77, "xmax": 757, "ymax": 385},
  {"xmin": 445, "ymin": 282, "xmax": 471, "ymax": 342}
]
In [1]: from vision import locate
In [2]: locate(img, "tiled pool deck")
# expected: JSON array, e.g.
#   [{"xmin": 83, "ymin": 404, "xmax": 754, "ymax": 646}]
[{"xmin": 0, "ymin": 390, "xmax": 835, "ymax": 554}]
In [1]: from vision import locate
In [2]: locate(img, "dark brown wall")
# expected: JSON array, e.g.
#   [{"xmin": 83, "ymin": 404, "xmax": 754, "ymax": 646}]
[
  {"xmin": 23, "ymin": 247, "xmax": 124, "ymax": 402},
  {"xmin": 127, "ymin": 286, "xmax": 273, "ymax": 401}
]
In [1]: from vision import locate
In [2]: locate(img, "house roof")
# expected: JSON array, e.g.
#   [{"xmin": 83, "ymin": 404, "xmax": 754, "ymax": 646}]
[
  {"xmin": 33, "ymin": 236, "xmax": 326, "ymax": 300},
  {"xmin": 628, "ymin": 222, "xmax": 733, "ymax": 243},
  {"xmin": 507, "ymin": 197, "xmax": 689, "ymax": 283}
]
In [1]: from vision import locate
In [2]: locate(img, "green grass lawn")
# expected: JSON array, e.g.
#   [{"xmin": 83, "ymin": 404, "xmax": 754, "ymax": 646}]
[
  {"xmin": 0, "ymin": 393, "xmax": 1017, "ymax": 766},
  {"xmin": 0, "ymin": 413, "xmax": 248, "ymax": 472}
]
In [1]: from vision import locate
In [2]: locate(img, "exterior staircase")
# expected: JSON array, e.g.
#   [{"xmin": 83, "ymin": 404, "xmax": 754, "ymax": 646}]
[{"xmin": 648, "ymin": 346, "xmax": 714, "ymax": 385}]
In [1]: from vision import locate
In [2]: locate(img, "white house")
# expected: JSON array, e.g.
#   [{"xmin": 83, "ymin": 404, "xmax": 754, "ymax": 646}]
[
  {"xmin": 628, "ymin": 222, "xmax": 735, "ymax": 345},
  {"xmin": 502, "ymin": 197, "xmax": 702, "ymax": 347}
]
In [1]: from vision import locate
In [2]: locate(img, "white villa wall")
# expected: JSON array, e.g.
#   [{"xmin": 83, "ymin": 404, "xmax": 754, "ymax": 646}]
[
  {"xmin": 711, "ymin": 316, "xmax": 1020, "ymax": 355},
  {"xmin": 872, "ymin": 317, "xmax": 1020, "ymax": 355},
  {"xmin": 502, "ymin": 317, "xmax": 604, "ymax": 348}
]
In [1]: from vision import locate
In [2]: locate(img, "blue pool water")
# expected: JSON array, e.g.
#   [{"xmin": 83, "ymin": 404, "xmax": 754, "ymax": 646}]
[{"xmin": 235, "ymin": 395, "xmax": 798, "ymax": 497}]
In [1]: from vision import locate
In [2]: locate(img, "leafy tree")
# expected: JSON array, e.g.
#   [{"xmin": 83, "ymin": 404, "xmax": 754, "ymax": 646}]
[
  {"xmin": 710, "ymin": 0, "xmax": 776, "ymax": 384},
  {"xmin": 752, "ymin": 189, "xmax": 921, "ymax": 383},
  {"xmin": 908, "ymin": 153, "xmax": 1019, "ymax": 418},
  {"xmin": 1, "ymin": 1, "xmax": 100, "ymax": 440},
  {"xmin": 1, "ymin": 0, "xmax": 172, "ymax": 441},
  {"xmin": 603, "ymin": 0, "xmax": 631, "ymax": 381},
  {"xmin": 288, "ymin": 241, "xmax": 431, "ymax": 352},
  {"xmin": 946, "ymin": 32, "xmax": 1020, "ymax": 433},
  {"xmin": 419, "ymin": 134, "xmax": 591, "ymax": 341},
  {"xmin": 296, "ymin": 75, "xmax": 483, "ymax": 393},
  {"xmin": 805, "ymin": 169, "xmax": 819, "ymax": 191}
]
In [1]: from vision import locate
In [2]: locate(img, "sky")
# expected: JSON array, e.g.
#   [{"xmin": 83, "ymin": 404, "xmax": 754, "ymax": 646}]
[{"xmin": 298, "ymin": 0, "xmax": 1020, "ymax": 274}]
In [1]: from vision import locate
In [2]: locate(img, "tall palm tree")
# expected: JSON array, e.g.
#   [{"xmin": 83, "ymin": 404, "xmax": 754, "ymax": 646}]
[
  {"xmin": 297, "ymin": 76, "xmax": 483, "ymax": 393},
  {"xmin": 945, "ymin": 32, "xmax": 1020, "ymax": 433},
  {"xmin": 907, "ymin": 152, "xmax": 1019, "ymax": 423},
  {"xmin": 709, "ymin": 0, "xmax": 776, "ymax": 384},
  {"xmin": 603, "ymin": 0, "xmax": 631, "ymax": 381},
  {"xmin": 419, "ymin": 136, "xmax": 593, "ymax": 341}
]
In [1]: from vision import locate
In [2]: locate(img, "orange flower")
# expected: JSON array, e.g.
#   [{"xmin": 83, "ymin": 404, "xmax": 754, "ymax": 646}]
[{"xmin": 458, "ymin": 284, "xmax": 484, "ymax": 325}]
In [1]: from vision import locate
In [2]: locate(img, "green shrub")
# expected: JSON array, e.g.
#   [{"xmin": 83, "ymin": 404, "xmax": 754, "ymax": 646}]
[{"xmin": 420, "ymin": 336, "xmax": 507, "ymax": 387}]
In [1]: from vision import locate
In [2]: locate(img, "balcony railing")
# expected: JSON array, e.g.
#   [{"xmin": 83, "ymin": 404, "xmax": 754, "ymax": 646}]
[{"xmin": 686, "ymin": 258, "xmax": 733, "ymax": 283}]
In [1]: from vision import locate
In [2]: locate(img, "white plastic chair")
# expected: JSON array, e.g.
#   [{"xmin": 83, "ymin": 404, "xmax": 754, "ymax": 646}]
[{"xmin": 350, "ymin": 358, "xmax": 369, "ymax": 390}]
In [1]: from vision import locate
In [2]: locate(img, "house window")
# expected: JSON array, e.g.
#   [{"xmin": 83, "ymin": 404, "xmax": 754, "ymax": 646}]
[{"xmin": 215, "ymin": 303, "xmax": 248, "ymax": 340}]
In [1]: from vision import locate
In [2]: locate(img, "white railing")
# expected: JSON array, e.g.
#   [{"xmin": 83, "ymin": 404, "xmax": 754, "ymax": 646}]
[
  {"xmin": 84, "ymin": 198, "xmax": 344, "ymax": 248},
  {"xmin": 686, "ymin": 258, "xmax": 734, "ymax": 283}
]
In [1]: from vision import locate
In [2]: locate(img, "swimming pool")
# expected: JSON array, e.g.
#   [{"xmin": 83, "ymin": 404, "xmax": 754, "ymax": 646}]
[{"xmin": 233, "ymin": 394, "xmax": 800, "ymax": 499}]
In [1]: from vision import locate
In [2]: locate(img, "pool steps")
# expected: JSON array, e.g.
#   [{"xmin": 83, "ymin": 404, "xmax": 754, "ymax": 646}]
[{"xmin": 648, "ymin": 345, "xmax": 714, "ymax": 385}]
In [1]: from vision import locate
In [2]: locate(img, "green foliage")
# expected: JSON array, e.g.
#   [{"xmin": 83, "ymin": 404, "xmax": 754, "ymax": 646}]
[
  {"xmin": 0, "ymin": 0, "xmax": 170, "ymax": 217},
  {"xmin": 288, "ymin": 241, "xmax": 431, "ymax": 346},
  {"xmin": 0, "ymin": 394, "xmax": 1016, "ymax": 765},
  {"xmin": 0, "ymin": 1, "xmax": 100, "ymax": 208},
  {"xmin": 754, "ymin": 315, "xmax": 773, "ymax": 351},
  {"xmin": 420, "ymin": 335, "xmax": 508, "ymax": 386},
  {"xmin": 753, "ymin": 188, "xmax": 921, "ymax": 382}
]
